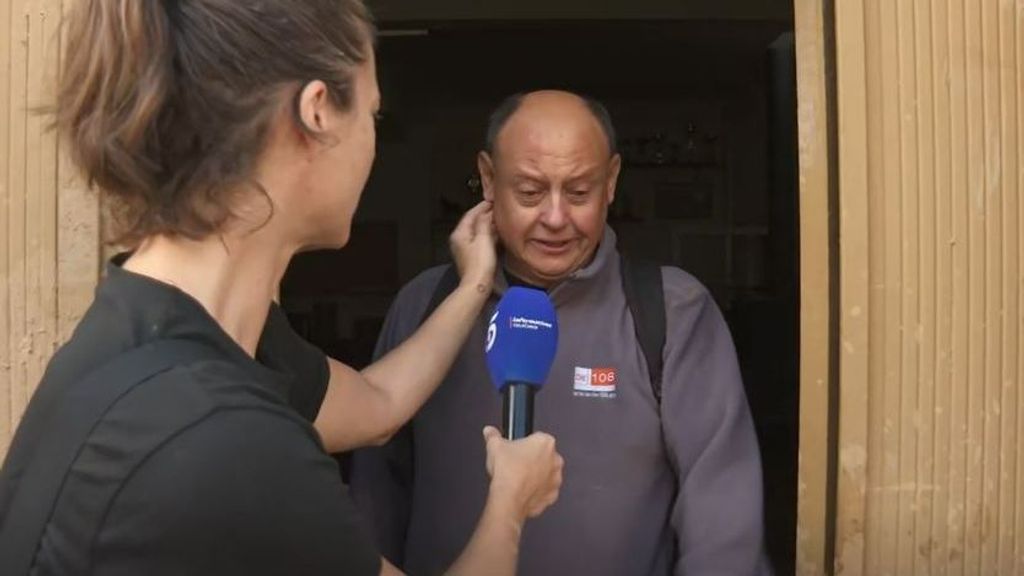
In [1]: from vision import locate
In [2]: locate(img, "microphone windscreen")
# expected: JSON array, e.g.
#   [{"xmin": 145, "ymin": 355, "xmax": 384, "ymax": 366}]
[{"xmin": 484, "ymin": 287, "xmax": 558, "ymax": 391}]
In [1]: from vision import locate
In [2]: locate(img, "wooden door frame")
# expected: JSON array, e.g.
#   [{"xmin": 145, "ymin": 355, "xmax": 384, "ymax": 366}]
[{"xmin": 794, "ymin": 0, "xmax": 839, "ymax": 574}]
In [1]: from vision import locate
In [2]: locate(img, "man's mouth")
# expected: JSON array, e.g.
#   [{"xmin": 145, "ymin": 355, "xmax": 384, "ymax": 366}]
[{"xmin": 532, "ymin": 239, "xmax": 573, "ymax": 254}]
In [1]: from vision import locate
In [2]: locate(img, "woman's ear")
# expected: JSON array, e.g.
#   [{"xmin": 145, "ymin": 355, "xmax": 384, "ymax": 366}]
[{"xmin": 296, "ymin": 80, "xmax": 330, "ymax": 134}]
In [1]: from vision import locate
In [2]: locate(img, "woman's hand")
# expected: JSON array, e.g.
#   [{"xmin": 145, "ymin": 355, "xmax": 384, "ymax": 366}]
[
  {"xmin": 482, "ymin": 426, "xmax": 564, "ymax": 523},
  {"xmin": 449, "ymin": 201, "xmax": 496, "ymax": 294}
]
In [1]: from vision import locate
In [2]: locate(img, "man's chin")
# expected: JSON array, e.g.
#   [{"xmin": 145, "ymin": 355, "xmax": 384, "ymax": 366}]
[{"xmin": 521, "ymin": 260, "xmax": 579, "ymax": 285}]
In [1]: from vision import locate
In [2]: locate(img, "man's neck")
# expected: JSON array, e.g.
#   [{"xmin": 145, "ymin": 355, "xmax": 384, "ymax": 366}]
[{"xmin": 503, "ymin": 267, "xmax": 547, "ymax": 291}]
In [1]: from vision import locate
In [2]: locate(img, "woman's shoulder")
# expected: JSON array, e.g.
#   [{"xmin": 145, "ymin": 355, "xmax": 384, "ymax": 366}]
[
  {"xmin": 91, "ymin": 407, "xmax": 378, "ymax": 576},
  {"xmin": 104, "ymin": 358, "xmax": 317, "ymax": 449},
  {"xmin": 125, "ymin": 398, "xmax": 331, "ymax": 479}
]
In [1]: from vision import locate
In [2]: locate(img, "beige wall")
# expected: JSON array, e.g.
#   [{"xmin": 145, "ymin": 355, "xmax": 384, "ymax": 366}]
[
  {"xmin": 833, "ymin": 0, "xmax": 1023, "ymax": 575},
  {"xmin": 0, "ymin": 0, "xmax": 99, "ymax": 461},
  {"xmin": 794, "ymin": 0, "xmax": 835, "ymax": 573}
]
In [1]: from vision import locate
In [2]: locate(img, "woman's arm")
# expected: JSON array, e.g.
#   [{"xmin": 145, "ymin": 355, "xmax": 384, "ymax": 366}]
[{"xmin": 314, "ymin": 201, "xmax": 495, "ymax": 452}]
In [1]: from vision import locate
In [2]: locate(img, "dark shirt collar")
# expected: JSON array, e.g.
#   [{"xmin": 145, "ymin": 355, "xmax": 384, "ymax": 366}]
[
  {"xmin": 98, "ymin": 258, "xmax": 293, "ymax": 394},
  {"xmin": 503, "ymin": 268, "xmax": 546, "ymax": 291}
]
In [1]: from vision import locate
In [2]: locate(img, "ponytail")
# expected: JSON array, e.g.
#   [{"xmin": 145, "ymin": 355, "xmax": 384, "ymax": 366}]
[
  {"xmin": 58, "ymin": 0, "xmax": 175, "ymax": 219},
  {"xmin": 55, "ymin": 0, "xmax": 375, "ymax": 246}
]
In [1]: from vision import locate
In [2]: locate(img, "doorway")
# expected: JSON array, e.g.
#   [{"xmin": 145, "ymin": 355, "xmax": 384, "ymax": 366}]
[{"xmin": 281, "ymin": 16, "xmax": 800, "ymax": 576}]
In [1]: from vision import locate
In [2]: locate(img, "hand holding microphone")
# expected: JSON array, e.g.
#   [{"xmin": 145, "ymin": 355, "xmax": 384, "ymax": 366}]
[
  {"xmin": 482, "ymin": 425, "xmax": 563, "ymax": 521},
  {"xmin": 479, "ymin": 286, "xmax": 563, "ymax": 522},
  {"xmin": 485, "ymin": 287, "xmax": 559, "ymax": 439}
]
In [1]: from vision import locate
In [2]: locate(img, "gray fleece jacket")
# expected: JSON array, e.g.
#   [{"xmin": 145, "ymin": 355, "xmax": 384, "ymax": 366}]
[{"xmin": 350, "ymin": 226, "xmax": 769, "ymax": 575}]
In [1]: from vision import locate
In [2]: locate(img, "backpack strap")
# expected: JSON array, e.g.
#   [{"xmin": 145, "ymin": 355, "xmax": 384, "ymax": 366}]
[
  {"xmin": 0, "ymin": 339, "xmax": 222, "ymax": 575},
  {"xmin": 360, "ymin": 264, "xmax": 461, "ymax": 565},
  {"xmin": 620, "ymin": 255, "xmax": 667, "ymax": 403},
  {"xmin": 419, "ymin": 264, "xmax": 461, "ymax": 326}
]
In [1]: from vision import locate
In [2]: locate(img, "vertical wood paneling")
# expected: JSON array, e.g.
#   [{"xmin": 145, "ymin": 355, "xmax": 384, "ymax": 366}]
[
  {"xmin": 963, "ymin": 1, "xmax": 987, "ymax": 572},
  {"xmin": 794, "ymin": 0, "xmax": 836, "ymax": 573},
  {"xmin": 834, "ymin": 0, "xmax": 869, "ymax": 573},
  {"xmin": 0, "ymin": 0, "xmax": 12, "ymax": 456},
  {"xmin": 997, "ymin": 4, "xmax": 1020, "ymax": 574},
  {"xmin": 835, "ymin": 0, "xmax": 1024, "ymax": 574},
  {"xmin": 980, "ymin": 0, "xmax": 1003, "ymax": 573},
  {"xmin": 878, "ymin": 0, "xmax": 904, "ymax": 570},
  {"xmin": 948, "ymin": 0, "xmax": 971, "ymax": 571},
  {"xmin": 896, "ymin": 1, "xmax": 921, "ymax": 573},
  {"xmin": 25, "ymin": 0, "xmax": 62, "ymax": 417},
  {"xmin": 7, "ymin": 0, "xmax": 30, "ymax": 458},
  {"xmin": 864, "ymin": 0, "xmax": 888, "ymax": 565},
  {"xmin": 1016, "ymin": 5, "xmax": 1024, "ymax": 573},
  {"xmin": 913, "ymin": 0, "xmax": 937, "ymax": 572},
  {"xmin": 930, "ymin": 0, "xmax": 955, "ymax": 572},
  {"xmin": 863, "ymin": 0, "xmax": 887, "ymax": 570},
  {"xmin": 0, "ymin": 0, "xmax": 98, "ymax": 461},
  {"xmin": 40, "ymin": 4, "xmax": 60, "ymax": 374}
]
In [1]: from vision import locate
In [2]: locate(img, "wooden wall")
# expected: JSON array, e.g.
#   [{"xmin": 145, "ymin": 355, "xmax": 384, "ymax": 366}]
[
  {"xmin": 833, "ymin": 0, "xmax": 1024, "ymax": 574},
  {"xmin": 0, "ymin": 0, "xmax": 99, "ymax": 460}
]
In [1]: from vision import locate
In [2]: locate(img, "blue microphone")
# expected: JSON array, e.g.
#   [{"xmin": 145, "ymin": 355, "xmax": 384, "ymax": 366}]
[{"xmin": 485, "ymin": 287, "xmax": 558, "ymax": 439}]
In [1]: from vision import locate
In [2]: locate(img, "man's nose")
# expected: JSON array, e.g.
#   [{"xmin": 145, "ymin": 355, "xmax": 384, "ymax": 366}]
[{"xmin": 540, "ymin": 192, "xmax": 568, "ymax": 228}]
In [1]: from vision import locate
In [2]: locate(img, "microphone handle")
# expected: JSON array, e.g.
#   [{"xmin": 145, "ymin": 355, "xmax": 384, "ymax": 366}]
[{"xmin": 502, "ymin": 382, "xmax": 536, "ymax": 440}]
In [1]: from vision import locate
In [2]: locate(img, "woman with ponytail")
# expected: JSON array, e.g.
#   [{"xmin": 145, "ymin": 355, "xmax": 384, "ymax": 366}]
[{"xmin": 0, "ymin": 1, "xmax": 562, "ymax": 575}]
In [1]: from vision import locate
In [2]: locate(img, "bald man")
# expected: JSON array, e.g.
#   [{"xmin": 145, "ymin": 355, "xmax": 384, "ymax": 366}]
[{"xmin": 351, "ymin": 91, "xmax": 770, "ymax": 575}]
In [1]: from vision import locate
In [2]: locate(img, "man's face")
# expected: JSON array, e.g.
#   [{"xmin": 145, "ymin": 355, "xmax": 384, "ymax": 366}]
[{"xmin": 478, "ymin": 100, "xmax": 620, "ymax": 288}]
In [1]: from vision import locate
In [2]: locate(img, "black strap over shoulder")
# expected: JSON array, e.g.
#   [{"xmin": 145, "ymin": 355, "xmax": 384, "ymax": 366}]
[
  {"xmin": 421, "ymin": 259, "xmax": 667, "ymax": 403},
  {"xmin": 0, "ymin": 339, "xmax": 221, "ymax": 576},
  {"xmin": 620, "ymin": 255, "xmax": 667, "ymax": 402},
  {"xmin": 419, "ymin": 264, "xmax": 462, "ymax": 326}
]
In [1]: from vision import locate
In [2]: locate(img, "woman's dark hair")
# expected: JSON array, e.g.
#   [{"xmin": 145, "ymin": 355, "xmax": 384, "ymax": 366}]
[{"xmin": 57, "ymin": 0, "xmax": 375, "ymax": 245}]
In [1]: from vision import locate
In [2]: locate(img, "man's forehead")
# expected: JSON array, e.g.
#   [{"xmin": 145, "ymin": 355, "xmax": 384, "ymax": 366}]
[
  {"xmin": 501, "ymin": 161, "xmax": 608, "ymax": 182},
  {"xmin": 492, "ymin": 128, "xmax": 610, "ymax": 171},
  {"xmin": 493, "ymin": 96, "xmax": 610, "ymax": 155}
]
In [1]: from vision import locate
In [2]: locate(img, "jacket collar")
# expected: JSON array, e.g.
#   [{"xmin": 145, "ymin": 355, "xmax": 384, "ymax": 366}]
[{"xmin": 493, "ymin": 225, "xmax": 620, "ymax": 307}]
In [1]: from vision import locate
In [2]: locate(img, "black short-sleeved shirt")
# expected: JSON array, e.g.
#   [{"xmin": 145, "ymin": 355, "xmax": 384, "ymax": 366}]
[{"xmin": 0, "ymin": 262, "xmax": 381, "ymax": 575}]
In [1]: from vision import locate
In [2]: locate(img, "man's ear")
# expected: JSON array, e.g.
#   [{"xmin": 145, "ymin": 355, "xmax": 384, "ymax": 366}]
[
  {"xmin": 478, "ymin": 151, "xmax": 496, "ymax": 202},
  {"xmin": 605, "ymin": 153, "xmax": 622, "ymax": 204}
]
